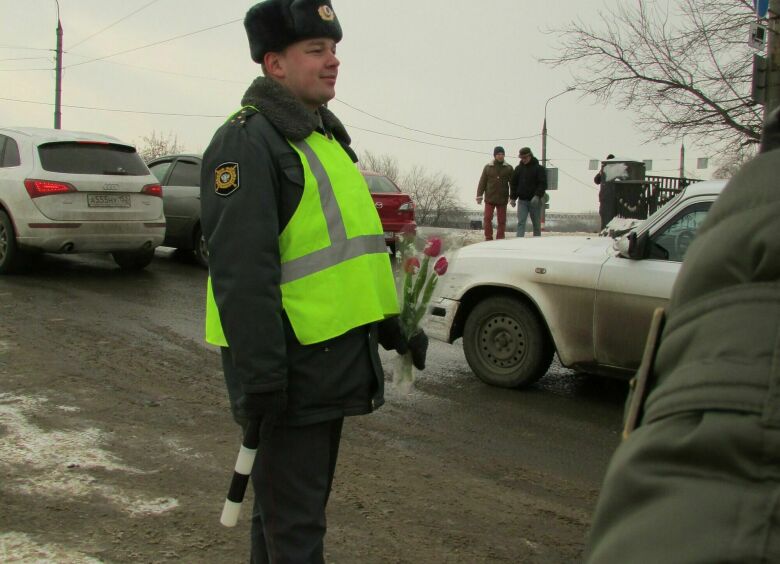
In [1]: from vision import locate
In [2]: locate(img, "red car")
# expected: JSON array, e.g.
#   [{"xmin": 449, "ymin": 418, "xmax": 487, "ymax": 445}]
[{"xmin": 362, "ymin": 171, "xmax": 416, "ymax": 256}]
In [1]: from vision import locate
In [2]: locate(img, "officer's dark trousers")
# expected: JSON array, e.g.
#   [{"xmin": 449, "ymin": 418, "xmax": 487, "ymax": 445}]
[{"xmin": 250, "ymin": 418, "xmax": 344, "ymax": 564}]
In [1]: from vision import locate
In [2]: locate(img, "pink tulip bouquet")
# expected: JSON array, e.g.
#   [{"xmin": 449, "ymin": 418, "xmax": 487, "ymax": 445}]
[{"xmin": 395, "ymin": 235, "xmax": 448, "ymax": 392}]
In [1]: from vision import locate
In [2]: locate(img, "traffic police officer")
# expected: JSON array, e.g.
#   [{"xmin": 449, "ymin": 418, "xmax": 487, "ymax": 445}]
[
  {"xmin": 200, "ymin": 1, "xmax": 427, "ymax": 561},
  {"xmin": 584, "ymin": 109, "xmax": 780, "ymax": 563}
]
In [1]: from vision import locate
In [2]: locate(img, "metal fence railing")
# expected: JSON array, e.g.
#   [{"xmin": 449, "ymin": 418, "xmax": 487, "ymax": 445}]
[{"xmin": 616, "ymin": 176, "xmax": 701, "ymax": 219}]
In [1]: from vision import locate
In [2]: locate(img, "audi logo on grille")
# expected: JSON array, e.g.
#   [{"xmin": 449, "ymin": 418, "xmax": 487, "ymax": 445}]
[{"xmin": 375, "ymin": 202, "xmax": 383, "ymax": 209}]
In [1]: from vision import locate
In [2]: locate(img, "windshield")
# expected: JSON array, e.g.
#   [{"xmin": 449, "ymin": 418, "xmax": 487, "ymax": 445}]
[
  {"xmin": 363, "ymin": 174, "xmax": 400, "ymax": 194},
  {"xmin": 38, "ymin": 142, "xmax": 149, "ymax": 176}
]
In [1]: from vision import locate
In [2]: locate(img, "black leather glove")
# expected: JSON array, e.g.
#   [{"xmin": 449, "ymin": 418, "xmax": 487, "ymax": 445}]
[
  {"xmin": 407, "ymin": 330, "xmax": 429, "ymax": 370},
  {"xmin": 377, "ymin": 317, "xmax": 408, "ymax": 354},
  {"xmin": 236, "ymin": 390, "xmax": 287, "ymax": 423}
]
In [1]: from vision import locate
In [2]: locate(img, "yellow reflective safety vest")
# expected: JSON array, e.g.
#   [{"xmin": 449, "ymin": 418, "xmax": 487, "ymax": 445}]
[{"xmin": 205, "ymin": 130, "xmax": 399, "ymax": 346}]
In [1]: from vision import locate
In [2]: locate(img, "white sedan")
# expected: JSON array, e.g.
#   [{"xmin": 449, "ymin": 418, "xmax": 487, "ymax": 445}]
[{"xmin": 426, "ymin": 179, "xmax": 726, "ymax": 388}]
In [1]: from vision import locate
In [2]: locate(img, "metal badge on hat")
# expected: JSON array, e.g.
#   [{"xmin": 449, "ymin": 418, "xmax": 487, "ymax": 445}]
[{"xmin": 318, "ymin": 5, "xmax": 335, "ymax": 21}]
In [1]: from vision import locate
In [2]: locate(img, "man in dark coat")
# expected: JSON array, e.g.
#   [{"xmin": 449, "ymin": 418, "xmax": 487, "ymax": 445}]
[
  {"xmin": 584, "ymin": 111, "xmax": 780, "ymax": 563},
  {"xmin": 595, "ymin": 154, "xmax": 615, "ymax": 229},
  {"xmin": 509, "ymin": 147, "xmax": 547, "ymax": 237},
  {"xmin": 476, "ymin": 146, "xmax": 513, "ymax": 240},
  {"xmin": 200, "ymin": 1, "xmax": 427, "ymax": 561}
]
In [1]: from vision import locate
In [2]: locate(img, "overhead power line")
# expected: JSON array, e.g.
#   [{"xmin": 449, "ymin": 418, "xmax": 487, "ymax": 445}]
[
  {"xmin": 0, "ymin": 66, "xmax": 53, "ymax": 72},
  {"xmin": 62, "ymin": 53, "xmax": 248, "ymax": 84},
  {"xmin": 334, "ymin": 97, "xmax": 540, "ymax": 142},
  {"xmin": 69, "ymin": 0, "xmax": 164, "ymax": 50},
  {"xmin": 0, "ymin": 94, "xmax": 523, "ymax": 155},
  {"xmin": 0, "ymin": 45, "xmax": 52, "ymax": 51},
  {"xmin": 549, "ymin": 162, "xmax": 599, "ymax": 192},
  {"xmin": 0, "ymin": 96, "xmax": 223, "ymax": 118},
  {"xmin": 546, "ymin": 133, "xmax": 597, "ymax": 160},
  {"xmin": 64, "ymin": 17, "xmax": 242, "ymax": 69},
  {"xmin": 0, "ymin": 56, "xmax": 50, "ymax": 62},
  {"xmin": 343, "ymin": 123, "xmax": 510, "ymax": 155},
  {"xmin": 0, "ymin": 94, "xmax": 695, "ymax": 182}
]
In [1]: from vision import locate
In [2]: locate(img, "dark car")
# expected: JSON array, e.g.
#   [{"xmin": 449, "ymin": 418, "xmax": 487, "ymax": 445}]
[
  {"xmin": 146, "ymin": 156, "xmax": 416, "ymax": 266},
  {"xmin": 362, "ymin": 171, "xmax": 416, "ymax": 255},
  {"xmin": 147, "ymin": 154, "xmax": 207, "ymax": 266}
]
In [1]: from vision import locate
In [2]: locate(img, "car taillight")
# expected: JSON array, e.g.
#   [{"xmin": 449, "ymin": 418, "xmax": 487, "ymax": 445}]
[
  {"xmin": 24, "ymin": 179, "xmax": 77, "ymax": 198},
  {"xmin": 141, "ymin": 183, "xmax": 163, "ymax": 197},
  {"xmin": 399, "ymin": 202, "xmax": 415, "ymax": 211}
]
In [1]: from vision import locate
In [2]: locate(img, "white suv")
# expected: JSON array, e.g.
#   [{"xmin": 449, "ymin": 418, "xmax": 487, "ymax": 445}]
[{"xmin": 0, "ymin": 127, "xmax": 165, "ymax": 273}]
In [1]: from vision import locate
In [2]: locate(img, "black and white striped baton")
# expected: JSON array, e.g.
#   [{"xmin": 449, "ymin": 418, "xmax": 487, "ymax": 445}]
[{"xmin": 220, "ymin": 419, "xmax": 261, "ymax": 527}]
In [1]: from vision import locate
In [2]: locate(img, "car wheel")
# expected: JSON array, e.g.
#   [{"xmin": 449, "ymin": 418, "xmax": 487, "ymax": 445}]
[
  {"xmin": 111, "ymin": 248, "xmax": 155, "ymax": 270},
  {"xmin": 0, "ymin": 210, "xmax": 27, "ymax": 274},
  {"xmin": 463, "ymin": 296, "xmax": 554, "ymax": 388},
  {"xmin": 193, "ymin": 225, "xmax": 209, "ymax": 268}
]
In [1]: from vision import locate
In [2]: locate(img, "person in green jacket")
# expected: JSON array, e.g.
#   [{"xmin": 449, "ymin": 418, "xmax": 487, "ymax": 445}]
[
  {"xmin": 584, "ymin": 109, "xmax": 780, "ymax": 563},
  {"xmin": 200, "ymin": 1, "xmax": 427, "ymax": 561}
]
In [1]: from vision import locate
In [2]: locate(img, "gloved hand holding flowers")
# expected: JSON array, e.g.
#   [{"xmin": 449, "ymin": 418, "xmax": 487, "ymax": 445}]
[{"xmin": 393, "ymin": 235, "xmax": 448, "ymax": 392}]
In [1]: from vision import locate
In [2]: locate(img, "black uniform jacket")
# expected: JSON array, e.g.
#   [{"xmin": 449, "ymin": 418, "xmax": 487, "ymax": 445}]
[
  {"xmin": 200, "ymin": 77, "xmax": 387, "ymax": 426},
  {"xmin": 509, "ymin": 156, "xmax": 547, "ymax": 201}
]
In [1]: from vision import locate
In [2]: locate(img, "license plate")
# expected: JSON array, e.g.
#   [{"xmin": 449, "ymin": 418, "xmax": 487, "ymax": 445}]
[{"xmin": 87, "ymin": 193, "xmax": 131, "ymax": 208}]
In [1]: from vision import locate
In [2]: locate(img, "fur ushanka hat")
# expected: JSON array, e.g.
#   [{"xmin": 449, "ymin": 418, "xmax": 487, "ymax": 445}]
[{"xmin": 244, "ymin": 0, "xmax": 343, "ymax": 63}]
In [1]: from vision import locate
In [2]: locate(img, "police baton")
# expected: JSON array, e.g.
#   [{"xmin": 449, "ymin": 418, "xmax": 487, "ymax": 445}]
[{"xmin": 220, "ymin": 417, "xmax": 274, "ymax": 527}]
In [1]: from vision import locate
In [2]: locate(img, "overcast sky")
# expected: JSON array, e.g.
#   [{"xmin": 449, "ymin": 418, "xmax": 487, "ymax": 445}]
[{"xmin": 1, "ymin": 0, "xmax": 716, "ymax": 213}]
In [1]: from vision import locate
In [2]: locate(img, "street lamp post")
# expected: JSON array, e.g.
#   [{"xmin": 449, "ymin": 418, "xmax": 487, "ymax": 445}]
[
  {"xmin": 54, "ymin": 0, "xmax": 63, "ymax": 129},
  {"xmin": 541, "ymin": 87, "xmax": 574, "ymax": 167}
]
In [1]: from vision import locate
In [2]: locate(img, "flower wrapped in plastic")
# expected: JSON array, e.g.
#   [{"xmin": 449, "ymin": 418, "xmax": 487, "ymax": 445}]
[{"xmin": 394, "ymin": 235, "xmax": 448, "ymax": 392}]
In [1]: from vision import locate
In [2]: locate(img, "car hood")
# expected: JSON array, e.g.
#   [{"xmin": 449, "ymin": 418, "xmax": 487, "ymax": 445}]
[{"xmin": 458, "ymin": 235, "xmax": 613, "ymax": 259}]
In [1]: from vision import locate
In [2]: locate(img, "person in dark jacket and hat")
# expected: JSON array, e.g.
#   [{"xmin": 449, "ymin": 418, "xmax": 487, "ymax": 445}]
[
  {"xmin": 200, "ymin": 1, "xmax": 428, "ymax": 561},
  {"xmin": 476, "ymin": 146, "xmax": 513, "ymax": 240},
  {"xmin": 594, "ymin": 154, "xmax": 616, "ymax": 229},
  {"xmin": 510, "ymin": 147, "xmax": 546, "ymax": 237}
]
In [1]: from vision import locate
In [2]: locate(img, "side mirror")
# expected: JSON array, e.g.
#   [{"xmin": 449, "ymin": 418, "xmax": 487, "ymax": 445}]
[{"xmin": 625, "ymin": 231, "xmax": 649, "ymax": 260}]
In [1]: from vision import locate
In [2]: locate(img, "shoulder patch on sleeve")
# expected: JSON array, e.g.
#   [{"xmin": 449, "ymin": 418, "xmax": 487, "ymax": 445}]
[{"xmin": 214, "ymin": 162, "xmax": 240, "ymax": 196}]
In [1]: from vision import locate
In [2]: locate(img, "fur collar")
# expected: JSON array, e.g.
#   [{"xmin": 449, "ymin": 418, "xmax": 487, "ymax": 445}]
[{"xmin": 241, "ymin": 76, "xmax": 351, "ymax": 145}]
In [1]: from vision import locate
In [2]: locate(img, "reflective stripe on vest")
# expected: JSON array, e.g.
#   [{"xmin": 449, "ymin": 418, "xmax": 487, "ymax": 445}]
[
  {"xmin": 205, "ymin": 130, "xmax": 399, "ymax": 347},
  {"xmin": 282, "ymin": 139, "xmax": 387, "ymax": 283}
]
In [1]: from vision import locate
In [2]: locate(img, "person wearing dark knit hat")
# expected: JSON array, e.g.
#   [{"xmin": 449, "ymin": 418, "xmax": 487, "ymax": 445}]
[
  {"xmin": 200, "ymin": 1, "xmax": 426, "ymax": 561},
  {"xmin": 476, "ymin": 146, "xmax": 513, "ymax": 240},
  {"xmin": 510, "ymin": 147, "xmax": 547, "ymax": 237}
]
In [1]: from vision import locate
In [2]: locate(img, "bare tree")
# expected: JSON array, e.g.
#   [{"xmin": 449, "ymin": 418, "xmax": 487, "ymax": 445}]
[
  {"xmin": 357, "ymin": 150, "xmax": 400, "ymax": 183},
  {"xmin": 400, "ymin": 165, "xmax": 461, "ymax": 226},
  {"xmin": 542, "ymin": 0, "xmax": 761, "ymax": 147},
  {"xmin": 712, "ymin": 147, "xmax": 756, "ymax": 179},
  {"xmin": 357, "ymin": 151, "xmax": 463, "ymax": 225},
  {"xmin": 136, "ymin": 130, "xmax": 185, "ymax": 163}
]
